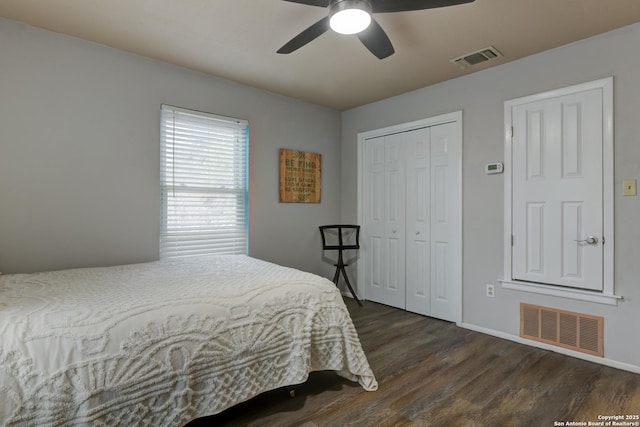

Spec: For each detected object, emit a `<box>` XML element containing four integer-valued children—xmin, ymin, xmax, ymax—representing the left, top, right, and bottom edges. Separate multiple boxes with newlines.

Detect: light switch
<box><xmin>623</xmin><ymin>179</ymin><xmax>637</xmax><ymax>196</ymax></box>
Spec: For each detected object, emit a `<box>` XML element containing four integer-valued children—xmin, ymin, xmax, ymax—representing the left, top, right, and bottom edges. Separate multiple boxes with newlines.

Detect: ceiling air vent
<box><xmin>450</xmin><ymin>46</ymin><xmax>502</xmax><ymax>69</ymax></box>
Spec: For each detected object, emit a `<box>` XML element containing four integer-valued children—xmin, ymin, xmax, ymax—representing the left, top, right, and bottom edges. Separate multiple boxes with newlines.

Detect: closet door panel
<box><xmin>405</xmin><ymin>128</ymin><xmax>431</xmax><ymax>315</ymax></box>
<box><xmin>364</xmin><ymin>137</ymin><xmax>387</xmax><ymax>304</ymax></box>
<box><xmin>382</xmin><ymin>133</ymin><xmax>406</xmax><ymax>308</ymax></box>
<box><xmin>429</xmin><ymin>122</ymin><xmax>457</xmax><ymax>322</ymax></box>
<box><xmin>363</xmin><ymin>134</ymin><xmax>405</xmax><ymax>309</ymax></box>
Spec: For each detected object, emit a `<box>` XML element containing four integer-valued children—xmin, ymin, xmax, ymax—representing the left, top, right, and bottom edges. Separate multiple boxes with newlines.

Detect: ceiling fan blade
<box><xmin>281</xmin><ymin>0</ymin><xmax>330</xmax><ymax>7</ymax></box>
<box><xmin>357</xmin><ymin>18</ymin><xmax>394</xmax><ymax>59</ymax></box>
<box><xmin>371</xmin><ymin>0</ymin><xmax>474</xmax><ymax>13</ymax></box>
<box><xmin>277</xmin><ymin>17</ymin><xmax>330</xmax><ymax>54</ymax></box>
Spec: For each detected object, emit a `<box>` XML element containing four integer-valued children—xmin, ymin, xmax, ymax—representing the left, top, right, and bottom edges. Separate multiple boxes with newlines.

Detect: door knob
<box><xmin>574</xmin><ymin>236</ymin><xmax>598</xmax><ymax>245</ymax></box>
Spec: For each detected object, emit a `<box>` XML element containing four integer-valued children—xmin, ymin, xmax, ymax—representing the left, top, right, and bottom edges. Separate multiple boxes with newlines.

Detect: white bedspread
<box><xmin>0</xmin><ymin>255</ymin><xmax>377</xmax><ymax>426</ymax></box>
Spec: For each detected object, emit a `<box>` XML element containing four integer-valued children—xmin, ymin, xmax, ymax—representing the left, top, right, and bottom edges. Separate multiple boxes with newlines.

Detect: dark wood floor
<box><xmin>190</xmin><ymin>299</ymin><xmax>640</xmax><ymax>426</ymax></box>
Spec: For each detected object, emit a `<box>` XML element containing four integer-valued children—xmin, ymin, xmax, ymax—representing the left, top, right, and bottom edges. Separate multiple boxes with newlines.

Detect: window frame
<box><xmin>160</xmin><ymin>104</ymin><xmax>249</xmax><ymax>258</ymax></box>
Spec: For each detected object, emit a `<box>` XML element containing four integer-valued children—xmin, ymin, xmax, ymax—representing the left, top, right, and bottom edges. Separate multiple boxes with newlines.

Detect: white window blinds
<box><xmin>160</xmin><ymin>105</ymin><xmax>248</xmax><ymax>258</ymax></box>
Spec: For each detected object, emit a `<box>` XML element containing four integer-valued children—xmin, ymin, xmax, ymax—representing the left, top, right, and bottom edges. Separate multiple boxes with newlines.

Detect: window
<box><xmin>160</xmin><ymin>105</ymin><xmax>248</xmax><ymax>258</ymax></box>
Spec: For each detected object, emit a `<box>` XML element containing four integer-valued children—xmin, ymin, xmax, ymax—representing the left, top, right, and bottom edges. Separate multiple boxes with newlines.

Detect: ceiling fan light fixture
<box><xmin>329</xmin><ymin>0</ymin><xmax>372</xmax><ymax>35</ymax></box>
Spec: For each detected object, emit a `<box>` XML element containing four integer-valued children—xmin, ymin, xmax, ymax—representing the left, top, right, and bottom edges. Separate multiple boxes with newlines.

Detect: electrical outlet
<box><xmin>486</xmin><ymin>284</ymin><xmax>495</xmax><ymax>298</ymax></box>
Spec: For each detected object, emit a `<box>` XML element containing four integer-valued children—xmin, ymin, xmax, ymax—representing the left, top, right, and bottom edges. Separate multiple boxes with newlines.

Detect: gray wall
<box><xmin>341</xmin><ymin>23</ymin><xmax>640</xmax><ymax>369</ymax></box>
<box><xmin>0</xmin><ymin>17</ymin><xmax>341</xmax><ymax>278</ymax></box>
<box><xmin>2</xmin><ymin>14</ymin><xmax>639</xmax><ymax>370</ymax></box>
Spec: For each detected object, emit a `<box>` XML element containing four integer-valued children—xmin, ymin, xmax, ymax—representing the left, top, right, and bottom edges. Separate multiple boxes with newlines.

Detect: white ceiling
<box><xmin>1</xmin><ymin>0</ymin><xmax>640</xmax><ymax>110</ymax></box>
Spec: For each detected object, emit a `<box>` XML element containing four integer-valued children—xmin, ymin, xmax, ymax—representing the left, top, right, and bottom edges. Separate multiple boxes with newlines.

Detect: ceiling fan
<box><xmin>277</xmin><ymin>0</ymin><xmax>475</xmax><ymax>59</ymax></box>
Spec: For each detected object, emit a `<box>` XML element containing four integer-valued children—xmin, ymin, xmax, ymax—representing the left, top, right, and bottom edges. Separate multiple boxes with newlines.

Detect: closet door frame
<box><xmin>357</xmin><ymin>111</ymin><xmax>463</xmax><ymax>325</ymax></box>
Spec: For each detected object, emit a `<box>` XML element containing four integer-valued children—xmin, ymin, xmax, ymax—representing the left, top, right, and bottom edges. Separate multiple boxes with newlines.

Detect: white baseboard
<box><xmin>461</xmin><ymin>322</ymin><xmax>640</xmax><ymax>375</ymax></box>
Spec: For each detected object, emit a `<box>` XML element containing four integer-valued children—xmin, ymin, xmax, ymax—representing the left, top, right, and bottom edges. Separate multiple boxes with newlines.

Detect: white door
<box><xmin>363</xmin><ymin>134</ymin><xmax>406</xmax><ymax>309</ymax></box>
<box><xmin>511</xmin><ymin>88</ymin><xmax>603</xmax><ymax>290</ymax></box>
<box><xmin>363</xmin><ymin>122</ymin><xmax>459</xmax><ymax>322</ymax></box>
<box><xmin>428</xmin><ymin>123</ymin><xmax>458</xmax><ymax>320</ymax></box>
<box><xmin>405</xmin><ymin>128</ymin><xmax>431</xmax><ymax>315</ymax></box>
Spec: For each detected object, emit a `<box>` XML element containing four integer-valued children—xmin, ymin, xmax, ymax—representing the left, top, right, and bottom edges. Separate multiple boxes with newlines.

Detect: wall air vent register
<box><xmin>451</xmin><ymin>46</ymin><xmax>503</xmax><ymax>68</ymax></box>
<box><xmin>520</xmin><ymin>303</ymin><xmax>603</xmax><ymax>357</ymax></box>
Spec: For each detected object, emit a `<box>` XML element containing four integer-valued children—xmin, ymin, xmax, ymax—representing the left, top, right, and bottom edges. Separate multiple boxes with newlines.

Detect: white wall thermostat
<box><xmin>485</xmin><ymin>162</ymin><xmax>503</xmax><ymax>174</ymax></box>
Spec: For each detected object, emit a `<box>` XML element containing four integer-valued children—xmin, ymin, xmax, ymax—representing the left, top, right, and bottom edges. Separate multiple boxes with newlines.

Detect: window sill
<box><xmin>499</xmin><ymin>279</ymin><xmax>622</xmax><ymax>306</ymax></box>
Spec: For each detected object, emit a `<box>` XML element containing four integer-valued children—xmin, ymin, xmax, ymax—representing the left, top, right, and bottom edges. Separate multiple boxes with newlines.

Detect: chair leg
<box><xmin>339</xmin><ymin>265</ymin><xmax>363</xmax><ymax>306</ymax></box>
<box><xmin>332</xmin><ymin>265</ymin><xmax>341</xmax><ymax>285</ymax></box>
<box><xmin>331</xmin><ymin>249</ymin><xmax>363</xmax><ymax>306</ymax></box>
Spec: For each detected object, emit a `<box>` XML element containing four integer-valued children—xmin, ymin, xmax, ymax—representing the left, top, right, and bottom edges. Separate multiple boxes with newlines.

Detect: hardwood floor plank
<box><xmin>190</xmin><ymin>299</ymin><xmax>640</xmax><ymax>427</ymax></box>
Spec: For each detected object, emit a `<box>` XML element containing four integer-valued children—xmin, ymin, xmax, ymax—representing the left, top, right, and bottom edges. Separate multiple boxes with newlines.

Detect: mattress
<box><xmin>0</xmin><ymin>255</ymin><xmax>377</xmax><ymax>426</ymax></box>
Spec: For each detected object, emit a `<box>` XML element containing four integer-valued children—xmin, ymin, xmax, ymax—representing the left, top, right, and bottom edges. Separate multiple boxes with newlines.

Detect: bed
<box><xmin>0</xmin><ymin>255</ymin><xmax>377</xmax><ymax>426</ymax></box>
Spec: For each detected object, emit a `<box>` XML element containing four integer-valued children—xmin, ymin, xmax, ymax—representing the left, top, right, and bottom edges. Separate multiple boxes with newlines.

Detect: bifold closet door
<box><xmin>363</xmin><ymin>122</ymin><xmax>458</xmax><ymax>322</ymax></box>
<box><xmin>405</xmin><ymin>128</ymin><xmax>431</xmax><ymax>315</ymax></box>
<box><xmin>427</xmin><ymin>122</ymin><xmax>457</xmax><ymax>321</ymax></box>
<box><xmin>403</xmin><ymin>123</ymin><xmax>456</xmax><ymax>320</ymax></box>
<box><xmin>363</xmin><ymin>133</ymin><xmax>406</xmax><ymax>309</ymax></box>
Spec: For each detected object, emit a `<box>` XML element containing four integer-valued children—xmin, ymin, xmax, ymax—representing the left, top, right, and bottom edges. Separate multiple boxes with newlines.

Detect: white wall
<box><xmin>341</xmin><ymin>23</ymin><xmax>640</xmax><ymax>370</ymax></box>
<box><xmin>0</xmin><ymin>17</ymin><xmax>342</xmax><ymax>278</ymax></box>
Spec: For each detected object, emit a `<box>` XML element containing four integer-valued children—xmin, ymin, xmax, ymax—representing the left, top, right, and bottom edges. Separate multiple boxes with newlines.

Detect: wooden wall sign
<box><xmin>279</xmin><ymin>148</ymin><xmax>321</xmax><ymax>203</ymax></box>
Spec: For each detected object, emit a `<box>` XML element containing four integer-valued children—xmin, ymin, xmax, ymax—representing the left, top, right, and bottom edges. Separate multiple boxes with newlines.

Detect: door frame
<box><xmin>356</xmin><ymin>111</ymin><xmax>463</xmax><ymax>324</ymax></box>
<box><xmin>502</xmin><ymin>77</ymin><xmax>619</xmax><ymax>305</ymax></box>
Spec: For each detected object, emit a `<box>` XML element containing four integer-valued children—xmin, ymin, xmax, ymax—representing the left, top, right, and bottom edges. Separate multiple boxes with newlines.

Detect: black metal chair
<box><xmin>319</xmin><ymin>224</ymin><xmax>362</xmax><ymax>306</ymax></box>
